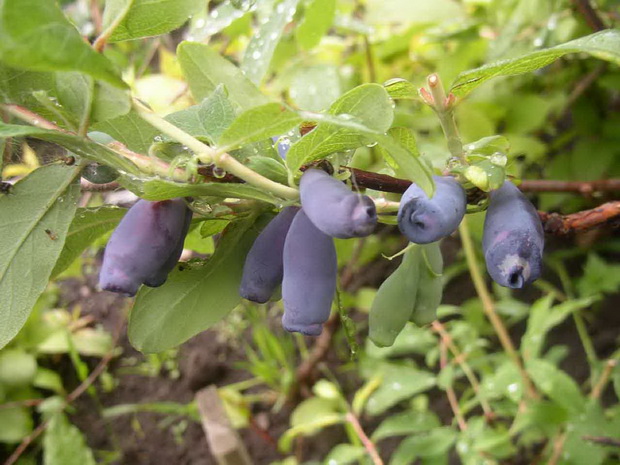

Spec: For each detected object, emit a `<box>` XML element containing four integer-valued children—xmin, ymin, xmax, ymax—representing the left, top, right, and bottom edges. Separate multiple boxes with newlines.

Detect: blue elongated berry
<box><xmin>397</xmin><ymin>175</ymin><xmax>466</xmax><ymax>244</ymax></box>
<box><xmin>143</xmin><ymin>205</ymin><xmax>193</xmax><ymax>288</ymax></box>
<box><xmin>99</xmin><ymin>198</ymin><xmax>191</xmax><ymax>296</ymax></box>
<box><xmin>282</xmin><ymin>209</ymin><xmax>337</xmax><ymax>336</ymax></box>
<box><xmin>482</xmin><ymin>181</ymin><xmax>544</xmax><ymax>289</ymax></box>
<box><xmin>239</xmin><ymin>206</ymin><xmax>300</xmax><ymax>303</ymax></box>
<box><xmin>299</xmin><ymin>169</ymin><xmax>377</xmax><ymax>238</ymax></box>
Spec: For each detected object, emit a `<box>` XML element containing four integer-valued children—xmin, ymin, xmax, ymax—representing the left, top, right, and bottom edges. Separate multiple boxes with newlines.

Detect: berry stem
<box><xmin>134</xmin><ymin>101</ymin><xmax>299</xmax><ymax>200</ymax></box>
<box><xmin>459</xmin><ymin>217</ymin><xmax>539</xmax><ymax>400</ymax></box>
<box><xmin>425</xmin><ymin>74</ymin><xmax>464</xmax><ymax>161</ymax></box>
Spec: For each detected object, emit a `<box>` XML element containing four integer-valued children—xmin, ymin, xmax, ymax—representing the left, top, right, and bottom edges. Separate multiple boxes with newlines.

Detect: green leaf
<box><xmin>0</xmin><ymin>0</ymin><xmax>125</xmax><ymax>88</ymax></box>
<box><xmin>377</xmin><ymin>127</ymin><xmax>420</xmax><ymax>173</ymax></box>
<box><xmin>295</xmin><ymin>0</ymin><xmax>335</xmax><ymax>50</ymax></box>
<box><xmin>390</xmin><ymin>428</ymin><xmax>457</xmax><ymax>465</ymax></box>
<box><xmin>0</xmin><ymin>349</ymin><xmax>37</xmax><ymax>387</ymax></box>
<box><xmin>165</xmin><ymin>85</ymin><xmax>236</xmax><ymax>144</ymax></box>
<box><xmin>384</xmin><ymin>78</ymin><xmax>418</xmax><ymax>100</ymax></box>
<box><xmin>521</xmin><ymin>295</ymin><xmax>595</xmax><ymax>361</ymax></box>
<box><xmin>372</xmin><ymin>411</ymin><xmax>440</xmax><ymax>441</ymax></box>
<box><xmin>247</xmin><ymin>156</ymin><xmax>289</xmax><ymax>185</ymax></box>
<box><xmin>178</xmin><ymin>41</ymin><xmax>268</xmax><ymax>111</ymax></box>
<box><xmin>187</xmin><ymin>1</ymin><xmax>249</xmax><ymax>41</ymax></box>
<box><xmin>527</xmin><ymin>359</ymin><xmax>585</xmax><ymax>414</ymax></box>
<box><xmin>0</xmin><ymin>122</ymin><xmax>141</xmax><ymax>175</ymax></box>
<box><xmin>0</xmin><ymin>164</ymin><xmax>80</xmax><ymax>349</ymax></box>
<box><xmin>33</xmin><ymin>367</ymin><xmax>65</xmax><ymax>394</ymax></box>
<box><xmin>0</xmin><ymin>407</ymin><xmax>33</xmax><ymax>443</ymax></box>
<box><xmin>91</xmin><ymin>81</ymin><xmax>131</xmax><ymax>123</ymax></box>
<box><xmin>218</xmin><ymin>103</ymin><xmax>302</xmax><ymax>152</ymax></box>
<box><xmin>106</xmin><ymin>0</ymin><xmax>203</xmax><ymax>42</ymax></box>
<box><xmin>577</xmin><ymin>253</ymin><xmax>620</xmax><ymax>297</ymax></box>
<box><xmin>364</xmin><ymin>362</ymin><xmax>436</xmax><ymax>416</ymax></box>
<box><xmin>287</xmin><ymin>83</ymin><xmax>394</xmax><ymax>171</ymax></box>
<box><xmin>241</xmin><ymin>0</ymin><xmax>300</xmax><ymax>84</ymax></box>
<box><xmin>365</xmin><ymin>324</ymin><xmax>437</xmax><ymax>359</ymax></box>
<box><xmin>324</xmin><ymin>444</ymin><xmax>366</xmax><ymax>465</ymax></box>
<box><xmin>369</xmin><ymin>246</ymin><xmax>421</xmax><ymax>347</ymax></box>
<box><xmin>289</xmin><ymin>64</ymin><xmax>342</xmax><ymax>112</ymax></box>
<box><xmin>200</xmin><ymin>219</ymin><xmax>230</xmax><ymax>237</ymax></box>
<box><xmin>92</xmin><ymin>109</ymin><xmax>160</xmax><ymax>154</ymax></box>
<box><xmin>121</xmin><ymin>176</ymin><xmax>281</xmax><ymax>204</ymax></box>
<box><xmin>128</xmin><ymin>215</ymin><xmax>267</xmax><ymax>353</ymax></box>
<box><xmin>52</xmin><ymin>206</ymin><xmax>126</xmax><ymax>278</ymax></box>
<box><xmin>44</xmin><ymin>412</ymin><xmax>95</xmax><ymax>465</ymax></box>
<box><xmin>451</xmin><ymin>29</ymin><xmax>620</xmax><ymax>97</ymax></box>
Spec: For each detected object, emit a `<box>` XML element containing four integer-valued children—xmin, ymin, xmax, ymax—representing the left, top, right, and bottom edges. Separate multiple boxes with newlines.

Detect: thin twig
<box><xmin>3</xmin><ymin>420</ymin><xmax>50</xmax><ymax>465</ymax></box>
<box><xmin>570</xmin><ymin>0</ymin><xmax>606</xmax><ymax>31</ymax></box>
<box><xmin>345</xmin><ymin>412</ymin><xmax>384</xmax><ymax>465</ymax></box>
<box><xmin>432</xmin><ymin>321</ymin><xmax>494</xmax><ymax>420</ymax></box>
<box><xmin>459</xmin><ymin>217</ymin><xmax>539</xmax><ymax>400</ymax></box>
<box><xmin>590</xmin><ymin>359</ymin><xmax>617</xmax><ymax>400</ymax></box>
<box><xmin>539</xmin><ymin>201</ymin><xmax>620</xmax><ymax>235</ymax></box>
<box><xmin>440</xmin><ymin>339</ymin><xmax>468</xmax><ymax>431</ymax></box>
<box><xmin>548</xmin><ymin>432</ymin><xmax>568</xmax><ymax>465</ymax></box>
<box><xmin>582</xmin><ymin>436</ymin><xmax>620</xmax><ymax>448</ymax></box>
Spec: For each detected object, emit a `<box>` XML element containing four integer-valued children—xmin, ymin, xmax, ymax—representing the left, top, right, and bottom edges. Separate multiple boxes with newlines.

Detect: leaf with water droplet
<box><xmin>241</xmin><ymin>0</ymin><xmax>300</xmax><ymax>85</ymax></box>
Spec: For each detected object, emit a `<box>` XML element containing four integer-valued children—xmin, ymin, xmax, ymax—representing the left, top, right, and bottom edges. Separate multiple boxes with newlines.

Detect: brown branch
<box><xmin>432</xmin><ymin>321</ymin><xmax>494</xmax><ymax>420</ymax></box>
<box><xmin>538</xmin><ymin>201</ymin><xmax>620</xmax><ymax>236</ymax></box>
<box><xmin>80</xmin><ymin>179</ymin><xmax>121</xmax><ymax>192</ymax></box>
<box><xmin>439</xmin><ymin>339</ymin><xmax>468</xmax><ymax>431</ymax></box>
<box><xmin>345</xmin><ymin>412</ymin><xmax>384</xmax><ymax>465</ymax></box>
<box><xmin>582</xmin><ymin>436</ymin><xmax>620</xmax><ymax>448</ymax></box>
<box><xmin>519</xmin><ymin>178</ymin><xmax>620</xmax><ymax>194</ymax></box>
<box><xmin>570</xmin><ymin>0</ymin><xmax>606</xmax><ymax>31</ymax></box>
<box><xmin>4</xmin><ymin>420</ymin><xmax>50</xmax><ymax>465</ymax></box>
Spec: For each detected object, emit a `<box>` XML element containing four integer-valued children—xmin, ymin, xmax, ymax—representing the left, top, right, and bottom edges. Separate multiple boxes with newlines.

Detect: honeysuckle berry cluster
<box><xmin>98</xmin><ymin>167</ymin><xmax>543</xmax><ymax>342</ymax></box>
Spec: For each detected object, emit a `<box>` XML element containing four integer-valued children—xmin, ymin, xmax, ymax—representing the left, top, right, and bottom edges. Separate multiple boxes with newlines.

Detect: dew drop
<box><xmin>252</xmin><ymin>50</ymin><xmax>261</xmax><ymax>60</ymax></box>
<box><xmin>212</xmin><ymin>167</ymin><xmax>226</xmax><ymax>178</ymax></box>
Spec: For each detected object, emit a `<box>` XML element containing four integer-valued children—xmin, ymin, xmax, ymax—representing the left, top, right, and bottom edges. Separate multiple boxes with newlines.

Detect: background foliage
<box><xmin>0</xmin><ymin>0</ymin><xmax>619</xmax><ymax>464</ymax></box>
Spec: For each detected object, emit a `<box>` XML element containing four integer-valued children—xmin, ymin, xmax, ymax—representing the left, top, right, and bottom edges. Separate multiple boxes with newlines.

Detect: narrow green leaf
<box><xmin>0</xmin><ymin>122</ymin><xmax>140</xmax><ymax>175</ymax></box>
<box><xmin>0</xmin><ymin>164</ymin><xmax>80</xmax><ymax>349</ymax></box>
<box><xmin>187</xmin><ymin>1</ymin><xmax>249</xmax><ymax>41</ymax></box>
<box><xmin>451</xmin><ymin>29</ymin><xmax>620</xmax><ymax>97</ymax></box>
<box><xmin>106</xmin><ymin>0</ymin><xmax>203</xmax><ymax>42</ymax></box>
<box><xmin>52</xmin><ymin>206</ymin><xmax>127</xmax><ymax>278</ymax></box>
<box><xmin>44</xmin><ymin>412</ymin><xmax>96</xmax><ymax>465</ymax></box>
<box><xmin>218</xmin><ymin>103</ymin><xmax>302</xmax><ymax>151</ymax></box>
<box><xmin>121</xmin><ymin>176</ymin><xmax>281</xmax><ymax>204</ymax></box>
<box><xmin>165</xmin><ymin>85</ymin><xmax>236</xmax><ymax>144</ymax></box>
<box><xmin>128</xmin><ymin>215</ymin><xmax>268</xmax><ymax>353</ymax></box>
<box><xmin>241</xmin><ymin>0</ymin><xmax>300</xmax><ymax>84</ymax></box>
<box><xmin>369</xmin><ymin>246</ymin><xmax>421</xmax><ymax>348</ymax></box>
<box><xmin>295</xmin><ymin>0</ymin><xmax>336</xmax><ymax>50</ymax></box>
<box><xmin>178</xmin><ymin>41</ymin><xmax>268</xmax><ymax>110</ymax></box>
<box><xmin>0</xmin><ymin>0</ymin><xmax>125</xmax><ymax>88</ymax></box>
